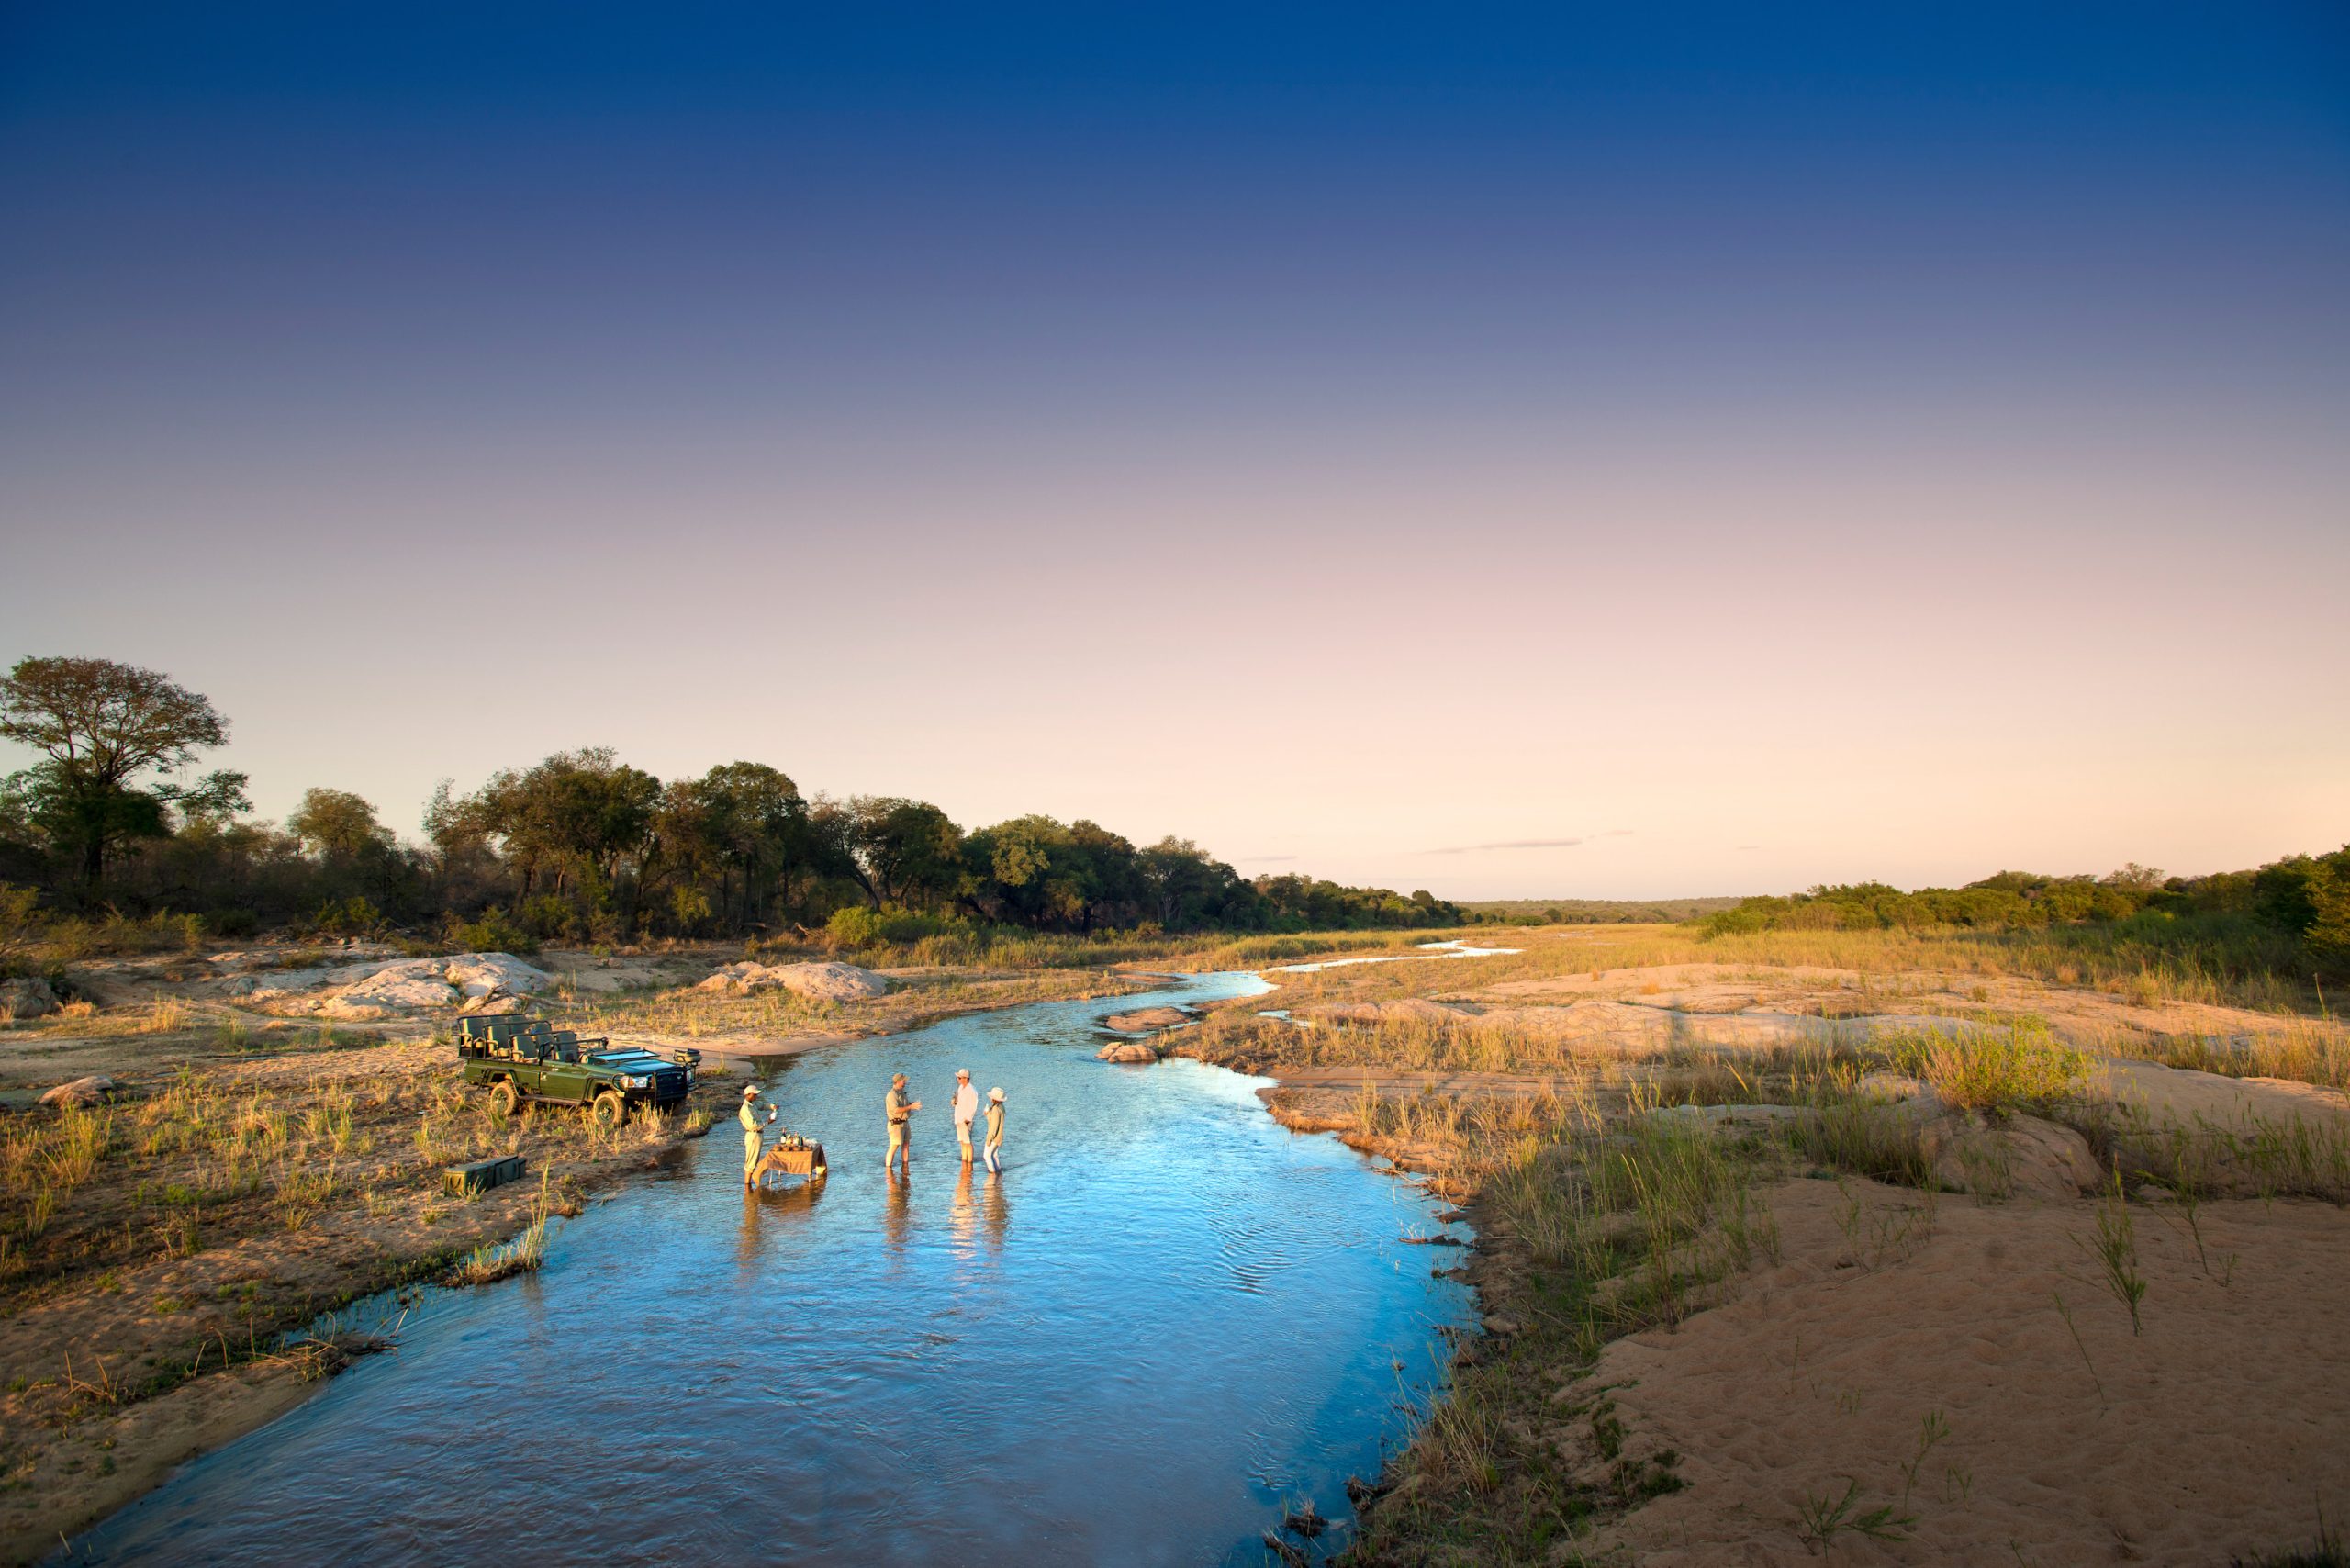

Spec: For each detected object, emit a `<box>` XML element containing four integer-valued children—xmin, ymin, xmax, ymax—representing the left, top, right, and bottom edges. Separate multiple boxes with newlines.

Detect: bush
<box><xmin>1890</xmin><ymin>1021</ymin><xmax>2087</xmax><ymax>1116</ymax></box>
<box><xmin>209</xmin><ymin>907</ymin><xmax>259</xmax><ymax>939</ymax></box>
<box><xmin>450</xmin><ymin>907</ymin><xmax>539</xmax><ymax>956</ymax></box>
<box><xmin>0</xmin><ymin>883</ymin><xmax>39</xmax><ymax>975</ymax></box>
<box><xmin>518</xmin><ymin>893</ymin><xmax>580</xmax><ymax>943</ymax></box>
<box><xmin>823</xmin><ymin>904</ymin><xmax>968</xmax><ymax>950</ymax></box>
<box><xmin>312</xmin><ymin>896</ymin><xmax>382</xmax><ymax>937</ymax></box>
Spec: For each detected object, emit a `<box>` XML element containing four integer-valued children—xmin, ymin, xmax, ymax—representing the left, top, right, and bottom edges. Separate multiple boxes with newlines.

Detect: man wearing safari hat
<box><xmin>884</xmin><ymin>1072</ymin><xmax>922</xmax><ymax>1175</ymax></box>
<box><xmin>738</xmin><ymin>1083</ymin><xmax>777</xmax><ymax>1189</ymax></box>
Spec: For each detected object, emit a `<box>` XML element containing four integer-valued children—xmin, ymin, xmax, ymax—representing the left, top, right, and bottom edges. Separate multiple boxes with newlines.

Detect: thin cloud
<box><xmin>1420</xmin><ymin>837</ymin><xmax>1586</xmax><ymax>856</ymax></box>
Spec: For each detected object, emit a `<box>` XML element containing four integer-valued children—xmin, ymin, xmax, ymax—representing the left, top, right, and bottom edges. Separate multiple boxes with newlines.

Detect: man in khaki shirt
<box><xmin>884</xmin><ymin>1072</ymin><xmax>921</xmax><ymax>1174</ymax></box>
<box><xmin>739</xmin><ymin>1084</ymin><xmax>776</xmax><ymax>1188</ymax></box>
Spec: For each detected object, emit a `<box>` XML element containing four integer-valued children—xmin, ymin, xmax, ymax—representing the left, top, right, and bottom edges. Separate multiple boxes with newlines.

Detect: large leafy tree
<box><xmin>845</xmin><ymin>797</ymin><xmax>965</xmax><ymax>910</ymax></box>
<box><xmin>288</xmin><ymin>788</ymin><xmax>395</xmax><ymax>859</ymax></box>
<box><xmin>430</xmin><ymin>747</ymin><xmax>662</xmax><ymax>908</ymax></box>
<box><xmin>656</xmin><ymin>763</ymin><xmax>806</xmax><ymax>928</ymax></box>
<box><xmin>0</xmin><ymin>656</ymin><xmax>247</xmax><ymax>887</ymax></box>
<box><xmin>1138</xmin><ymin>836</ymin><xmax>1251</xmax><ymax>930</ymax></box>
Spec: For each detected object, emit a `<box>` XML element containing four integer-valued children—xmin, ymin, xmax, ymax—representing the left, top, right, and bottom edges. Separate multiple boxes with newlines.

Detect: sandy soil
<box><xmin>1181</xmin><ymin>925</ymin><xmax>2350</xmax><ymax>1563</ymax></box>
<box><xmin>1577</xmin><ymin>1178</ymin><xmax>2350</xmax><ymax>1565</ymax></box>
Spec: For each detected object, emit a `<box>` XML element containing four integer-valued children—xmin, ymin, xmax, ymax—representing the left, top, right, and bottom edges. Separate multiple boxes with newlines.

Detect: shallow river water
<box><xmin>66</xmin><ymin>974</ymin><xmax>1472</xmax><ymax>1566</ymax></box>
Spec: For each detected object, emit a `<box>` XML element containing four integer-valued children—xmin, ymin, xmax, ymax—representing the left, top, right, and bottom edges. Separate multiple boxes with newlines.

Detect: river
<box><xmin>63</xmin><ymin>973</ymin><xmax>1472</xmax><ymax>1566</ymax></box>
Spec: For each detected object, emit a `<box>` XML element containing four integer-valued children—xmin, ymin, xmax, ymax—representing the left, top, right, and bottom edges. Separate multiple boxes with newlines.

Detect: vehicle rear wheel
<box><xmin>489</xmin><ymin>1081</ymin><xmax>520</xmax><ymax>1118</ymax></box>
<box><xmin>590</xmin><ymin>1090</ymin><xmax>627</xmax><ymax>1129</ymax></box>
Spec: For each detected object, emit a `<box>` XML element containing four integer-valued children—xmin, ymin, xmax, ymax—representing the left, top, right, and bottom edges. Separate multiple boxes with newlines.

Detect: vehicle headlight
<box><xmin>624</xmin><ymin>1074</ymin><xmax>651</xmax><ymax>1089</ymax></box>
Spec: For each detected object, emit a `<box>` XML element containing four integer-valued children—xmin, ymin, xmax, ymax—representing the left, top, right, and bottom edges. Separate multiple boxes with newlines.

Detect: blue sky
<box><xmin>4</xmin><ymin>4</ymin><xmax>2345</xmax><ymax>895</ymax></box>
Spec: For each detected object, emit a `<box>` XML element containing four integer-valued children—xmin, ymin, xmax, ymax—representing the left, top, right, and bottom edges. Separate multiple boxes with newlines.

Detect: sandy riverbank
<box><xmin>1166</xmin><ymin>924</ymin><xmax>2350</xmax><ymax>1565</ymax></box>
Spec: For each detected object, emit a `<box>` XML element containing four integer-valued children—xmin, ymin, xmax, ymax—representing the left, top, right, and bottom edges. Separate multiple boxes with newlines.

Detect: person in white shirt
<box><xmin>950</xmin><ymin>1069</ymin><xmax>980</xmax><ymax>1165</ymax></box>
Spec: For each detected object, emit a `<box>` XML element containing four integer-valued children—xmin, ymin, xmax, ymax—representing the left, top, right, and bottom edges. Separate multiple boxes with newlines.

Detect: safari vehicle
<box><xmin>455</xmin><ymin>1015</ymin><xmax>700</xmax><ymax>1126</ymax></box>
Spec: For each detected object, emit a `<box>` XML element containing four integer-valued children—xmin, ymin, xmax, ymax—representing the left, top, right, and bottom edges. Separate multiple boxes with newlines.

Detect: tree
<box><xmin>288</xmin><ymin>788</ymin><xmax>395</xmax><ymax>859</ymax></box>
<box><xmin>845</xmin><ymin>798</ymin><xmax>965</xmax><ymax>910</ymax></box>
<box><xmin>433</xmin><ymin>749</ymin><xmax>662</xmax><ymax>928</ymax></box>
<box><xmin>0</xmin><ymin>656</ymin><xmax>242</xmax><ymax>887</ymax></box>
<box><xmin>655</xmin><ymin>763</ymin><xmax>805</xmax><ymax>928</ymax></box>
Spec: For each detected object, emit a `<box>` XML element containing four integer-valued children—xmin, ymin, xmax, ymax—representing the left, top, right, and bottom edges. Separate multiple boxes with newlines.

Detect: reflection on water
<box><xmin>67</xmin><ymin>974</ymin><xmax>1470</xmax><ymax>1567</ymax></box>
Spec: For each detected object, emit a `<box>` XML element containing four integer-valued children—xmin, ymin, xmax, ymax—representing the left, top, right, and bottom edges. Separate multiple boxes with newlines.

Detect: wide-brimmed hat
<box><xmin>956</xmin><ymin>1069</ymin><xmax>971</xmax><ymax>1080</ymax></box>
<box><xmin>989</xmin><ymin>1087</ymin><xmax>1004</xmax><ymax>1102</ymax></box>
<box><xmin>742</xmin><ymin>1085</ymin><xmax>760</xmax><ymax>1098</ymax></box>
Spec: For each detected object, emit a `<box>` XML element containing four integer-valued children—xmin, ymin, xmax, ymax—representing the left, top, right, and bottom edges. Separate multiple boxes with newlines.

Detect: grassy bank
<box><xmin>1179</xmin><ymin>920</ymin><xmax>2350</xmax><ymax>1563</ymax></box>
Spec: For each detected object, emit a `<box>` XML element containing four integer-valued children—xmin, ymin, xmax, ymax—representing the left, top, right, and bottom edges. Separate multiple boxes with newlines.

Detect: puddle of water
<box><xmin>65</xmin><ymin>975</ymin><xmax>1470</xmax><ymax>1567</ymax></box>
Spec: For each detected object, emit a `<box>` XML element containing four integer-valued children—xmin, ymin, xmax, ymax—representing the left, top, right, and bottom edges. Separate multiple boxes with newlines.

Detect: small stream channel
<box><xmin>63</xmin><ymin>974</ymin><xmax>1473</xmax><ymax>1566</ymax></box>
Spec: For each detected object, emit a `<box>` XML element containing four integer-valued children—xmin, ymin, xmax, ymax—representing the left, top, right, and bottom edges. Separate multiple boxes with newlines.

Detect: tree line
<box><xmin>0</xmin><ymin>656</ymin><xmax>1462</xmax><ymax>944</ymax></box>
<box><xmin>1695</xmin><ymin>857</ymin><xmax>2350</xmax><ymax>977</ymax></box>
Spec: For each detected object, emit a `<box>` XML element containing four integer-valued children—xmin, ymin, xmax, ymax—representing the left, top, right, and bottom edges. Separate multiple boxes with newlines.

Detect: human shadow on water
<box><xmin>884</xmin><ymin>1169</ymin><xmax>912</xmax><ymax>1259</ymax></box>
<box><xmin>951</xmin><ymin>1163</ymin><xmax>976</xmax><ymax>1253</ymax></box>
<box><xmin>983</xmin><ymin>1171</ymin><xmax>1010</xmax><ymax>1254</ymax></box>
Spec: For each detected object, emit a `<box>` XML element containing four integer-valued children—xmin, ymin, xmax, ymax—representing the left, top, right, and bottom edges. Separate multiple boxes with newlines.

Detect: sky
<box><xmin>3</xmin><ymin>3</ymin><xmax>2345</xmax><ymax>899</ymax></box>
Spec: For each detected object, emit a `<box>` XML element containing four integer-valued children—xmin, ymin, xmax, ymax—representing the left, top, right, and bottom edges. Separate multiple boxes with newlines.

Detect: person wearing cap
<box><xmin>738</xmin><ymin>1084</ymin><xmax>777</xmax><ymax>1189</ymax></box>
<box><xmin>950</xmin><ymin>1070</ymin><xmax>980</xmax><ymax>1165</ymax></box>
<box><xmin>982</xmin><ymin>1087</ymin><xmax>1006</xmax><ymax>1172</ymax></box>
<box><xmin>884</xmin><ymin>1073</ymin><xmax>921</xmax><ymax>1174</ymax></box>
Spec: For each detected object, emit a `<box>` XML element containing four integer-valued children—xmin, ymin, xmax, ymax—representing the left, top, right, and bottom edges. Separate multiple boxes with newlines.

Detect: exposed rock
<box><xmin>1925</xmin><ymin>1113</ymin><xmax>2101</xmax><ymax>1201</ymax></box>
<box><xmin>314</xmin><ymin>953</ymin><xmax>551</xmax><ymax>1017</ymax></box>
<box><xmin>1096</xmin><ymin>1038</ymin><xmax>1163</xmax><ymax>1064</ymax></box>
<box><xmin>459</xmin><ymin>993</ymin><xmax>531</xmax><ymax>1016</ymax></box>
<box><xmin>330</xmin><ymin>959</ymin><xmax>469</xmax><ymax>1014</ymax></box>
<box><xmin>0</xmin><ymin>976</ymin><xmax>61</xmax><ymax>1021</ymax></box>
<box><xmin>236</xmin><ymin>959</ymin><xmax>394</xmax><ymax>1006</ymax></box>
<box><xmin>1103</xmin><ymin>1006</ymin><xmax>1192</xmax><ymax>1033</ymax></box>
<box><xmin>696</xmin><ymin>960</ymin><xmax>889</xmax><ymax>1002</ymax></box>
<box><xmin>446</xmin><ymin>953</ymin><xmax>553</xmax><ymax>1001</ymax></box>
<box><xmin>40</xmin><ymin>1075</ymin><xmax>117</xmax><ymax>1108</ymax></box>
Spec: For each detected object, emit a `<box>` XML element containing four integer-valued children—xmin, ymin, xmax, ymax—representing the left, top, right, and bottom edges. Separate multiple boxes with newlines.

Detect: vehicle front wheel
<box><xmin>590</xmin><ymin>1090</ymin><xmax>628</xmax><ymax>1129</ymax></box>
<box><xmin>489</xmin><ymin>1081</ymin><xmax>520</xmax><ymax>1118</ymax></box>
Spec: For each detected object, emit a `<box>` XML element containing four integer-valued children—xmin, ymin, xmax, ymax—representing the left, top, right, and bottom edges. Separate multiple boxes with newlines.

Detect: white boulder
<box><xmin>40</xmin><ymin>1074</ymin><xmax>117</xmax><ymax>1108</ymax></box>
<box><xmin>314</xmin><ymin>953</ymin><xmax>551</xmax><ymax>1018</ymax></box>
<box><xmin>695</xmin><ymin>960</ymin><xmax>889</xmax><ymax>1002</ymax></box>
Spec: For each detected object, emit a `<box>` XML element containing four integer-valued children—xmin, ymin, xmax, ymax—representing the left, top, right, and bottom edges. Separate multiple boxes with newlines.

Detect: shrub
<box><xmin>209</xmin><ymin>907</ymin><xmax>259</xmax><ymax>939</ymax></box>
<box><xmin>450</xmin><ymin>907</ymin><xmax>539</xmax><ymax>956</ymax></box>
<box><xmin>518</xmin><ymin>894</ymin><xmax>579</xmax><ymax>943</ymax></box>
<box><xmin>312</xmin><ymin>896</ymin><xmax>382</xmax><ymax>937</ymax></box>
<box><xmin>668</xmin><ymin>886</ymin><xmax>712</xmax><ymax>935</ymax></box>
<box><xmin>0</xmin><ymin>884</ymin><xmax>39</xmax><ymax>976</ymax></box>
<box><xmin>1890</xmin><ymin>1021</ymin><xmax>2087</xmax><ymax>1116</ymax></box>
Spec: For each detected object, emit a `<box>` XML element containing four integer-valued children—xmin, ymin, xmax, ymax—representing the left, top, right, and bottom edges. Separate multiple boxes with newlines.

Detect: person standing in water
<box><xmin>884</xmin><ymin>1073</ymin><xmax>921</xmax><ymax>1174</ymax></box>
<box><xmin>983</xmin><ymin>1087</ymin><xmax>1006</xmax><ymax>1172</ymax></box>
<box><xmin>739</xmin><ymin>1084</ymin><xmax>777</xmax><ymax>1188</ymax></box>
<box><xmin>950</xmin><ymin>1069</ymin><xmax>979</xmax><ymax>1165</ymax></box>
